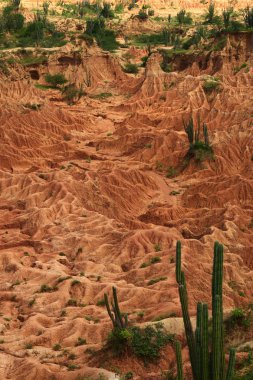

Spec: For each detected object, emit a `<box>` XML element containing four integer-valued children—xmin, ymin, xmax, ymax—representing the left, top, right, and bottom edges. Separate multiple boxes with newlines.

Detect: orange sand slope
<box><xmin>0</xmin><ymin>30</ymin><xmax>253</xmax><ymax>379</ymax></box>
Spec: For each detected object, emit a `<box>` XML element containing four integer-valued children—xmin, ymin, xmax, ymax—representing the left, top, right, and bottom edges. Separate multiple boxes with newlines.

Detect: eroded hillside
<box><xmin>0</xmin><ymin>1</ymin><xmax>253</xmax><ymax>379</ymax></box>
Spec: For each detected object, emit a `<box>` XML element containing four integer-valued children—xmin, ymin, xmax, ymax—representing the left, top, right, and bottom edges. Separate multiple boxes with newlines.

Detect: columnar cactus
<box><xmin>183</xmin><ymin>117</ymin><xmax>211</xmax><ymax>147</ymax></box>
<box><xmin>104</xmin><ymin>286</ymin><xmax>128</xmax><ymax>330</ymax></box>
<box><xmin>175</xmin><ymin>340</ymin><xmax>184</xmax><ymax>380</ymax></box>
<box><xmin>175</xmin><ymin>241</ymin><xmax>236</xmax><ymax>380</ymax></box>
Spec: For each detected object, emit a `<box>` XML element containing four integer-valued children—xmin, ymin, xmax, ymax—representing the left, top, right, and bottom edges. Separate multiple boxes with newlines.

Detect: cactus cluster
<box><xmin>104</xmin><ymin>286</ymin><xmax>128</xmax><ymax>330</ymax></box>
<box><xmin>175</xmin><ymin>241</ymin><xmax>236</xmax><ymax>380</ymax></box>
<box><xmin>183</xmin><ymin>117</ymin><xmax>210</xmax><ymax>147</ymax></box>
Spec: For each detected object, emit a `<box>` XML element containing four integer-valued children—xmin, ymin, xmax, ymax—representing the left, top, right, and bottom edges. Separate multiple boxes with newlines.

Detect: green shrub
<box><xmin>154</xmin><ymin>243</ymin><xmax>161</xmax><ymax>252</ymax></box>
<box><xmin>75</xmin><ymin>337</ymin><xmax>86</xmax><ymax>346</ymax></box>
<box><xmin>61</xmin><ymin>83</ymin><xmax>84</xmax><ymax>104</ymax></box>
<box><xmin>147</xmin><ymin>276</ymin><xmax>167</xmax><ymax>286</ymax></box>
<box><xmin>123</xmin><ymin>63</ymin><xmax>139</xmax><ymax>74</ymax></box>
<box><xmin>130</xmin><ymin>325</ymin><xmax>173</xmax><ymax>363</ymax></box>
<box><xmin>225</xmin><ymin>308</ymin><xmax>251</xmax><ymax>331</ymax></box>
<box><xmin>53</xmin><ymin>343</ymin><xmax>61</xmax><ymax>351</ymax></box>
<box><xmin>176</xmin><ymin>9</ymin><xmax>192</xmax><ymax>25</ymax></box>
<box><xmin>140</xmin><ymin>256</ymin><xmax>161</xmax><ymax>268</ymax></box>
<box><xmin>4</xmin><ymin>12</ymin><xmax>24</xmax><ymax>31</ymax></box>
<box><xmin>96</xmin><ymin>299</ymin><xmax>106</xmax><ymax>306</ymax></box>
<box><xmin>202</xmin><ymin>78</ymin><xmax>220</xmax><ymax>93</ymax></box>
<box><xmin>107</xmin><ymin>324</ymin><xmax>173</xmax><ymax>362</ymax></box>
<box><xmin>138</xmin><ymin>9</ymin><xmax>148</xmax><ymax>21</ymax></box>
<box><xmin>39</xmin><ymin>284</ymin><xmax>57</xmax><ymax>292</ymax></box>
<box><xmin>85</xmin><ymin>17</ymin><xmax>118</xmax><ymax>51</ymax></box>
<box><xmin>66</xmin><ymin>298</ymin><xmax>78</xmax><ymax>307</ymax></box>
<box><xmin>45</xmin><ymin>73</ymin><xmax>67</xmax><ymax>87</ymax></box>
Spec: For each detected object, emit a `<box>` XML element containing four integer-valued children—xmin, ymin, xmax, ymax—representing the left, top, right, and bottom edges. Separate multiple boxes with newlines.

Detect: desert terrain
<box><xmin>0</xmin><ymin>0</ymin><xmax>253</xmax><ymax>379</ymax></box>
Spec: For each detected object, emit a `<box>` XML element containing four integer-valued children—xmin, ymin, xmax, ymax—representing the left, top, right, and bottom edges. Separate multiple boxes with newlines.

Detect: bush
<box><xmin>86</xmin><ymin>17</ymin><xmax>118</xmax><ymax>51</ymax></box>
<box><xmin>107</xmin><ymin>324</ymin><xmax>173</xmax><ymax>363</ymax></box>
<box><xmin>176</xmin><ymin>9</ymin><xmax>192</xmax><ymax>25</ymax></box>
<box><xmin>138</xmin><ymin>9</ymin><xmax>148</xmax><ymax>21</ymax></box>
<box><xmin>147</xmin><ymin>277</ymin><xmax>167</xmax><ymax>286</ymax></box>
<box><xmin>61</xmin><ymin>83</ymin><xmax>84</xmax><ymax>104</ymax></box>
<box><xmin>4</xmin><ymin>12</ymin><xmax>24</xmax><ymax>31</ymax></box>
<box><xmin>202</xmin><ymin>78</ymin><xmax>220</xmax><ymax>93</ymax></box>
<box><xmin>123</xmin><ymin>63</ymin><xmax>139</xmax><ymax>74</ymax></box>
<box><xmin>225</xmin><ymin>308</ymin><xmax>251</xmax><ymax>331</ymax></box>
<box><xmin>128</xmin><ymin>1</ymin><xmax>137</xmax><ymax>10</ymax></box>
<box><xmin>45</xmin><ymin>73</ymin><xmax>68</xmax><ymax>87</ymax></box>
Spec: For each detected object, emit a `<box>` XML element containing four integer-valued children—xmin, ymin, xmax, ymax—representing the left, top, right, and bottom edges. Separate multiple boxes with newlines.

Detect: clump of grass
<box><xmin>154</xmin><ymin>243</ymin><xmax>162</xmax><ymax>252</ymax></box>
<box><xmin>166</xmin><ymin>166</ymin><xmax>177</xmax><ymax>178</ymax></box>
<box><xmin>25</xmin><ymin>343</ymin><xmax>33</xmax><ymax>349</ymax></box>
<box><xmin>75</xmin><ymin>337</ymin><xmax>87</xmax><ymax>346</ymax></box>
<box><xmin>28</xmin><ymin>298</ymin><xmax>36</xmax><ymax>307</ymax></box>
<box><xmin>90</xmin><ymin>92</ymin><xmax>112</xmax><ymax>100</ymax></box>
<box><xmin>67</xmin><ymin>363</ymin><xmax>80</xmax><ymax>371</ymax></box>
<box><xmin>57</xmin><ymin>276</ymin><xmax>71</xmax><ymax>284</ymax></box>
<box><xmin>170</xmin><ymin>190</ymin><xmax>180</xmax><ymax>195</ymax></box>
<box><xmin>153</xmin><ymin>312</ymin><xmax>177</xmax><ymax>321</ymax></box>
<box><xmin>96</xmin><ymin>299</ymin><xmax>106</xmax><ymax>307</ymax></box>
<box><xmin>66</xmin><ymin>299</ymin><xmax>78</xmax><ymax>307</ymax></box>
<box><xmin>140</xmin><ymin>256</ymin><xmax>161</xmax><ymax>268</ymax></box>
<box><xmin>147</xmin><ymin>276</ymin><xmax>167</xmax><ymax>286</ymax></box>
<box><xmin>19</xmin><ymin>54</ymin><xmax>48</xmax><ymax>66</ymax></box>
<box><xmin>53</xmin><ymin>343</ymin><xmax>61</xmax><ymax>351</ymax></box>
<box><xmin>39</xmin><ymin>284</ymin><xmax>57</xmax><ymax>293</ymax></box>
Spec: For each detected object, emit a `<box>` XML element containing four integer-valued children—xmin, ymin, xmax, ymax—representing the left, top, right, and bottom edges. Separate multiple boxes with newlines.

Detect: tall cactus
<box><xmin>183</xmin><ymin>117</ymin><xmax>211</xmax><ymax>148</ymax></box>
<box><xmin>104</xmin><ymin>286</ymin><xmax>128</xmax><ymax>330</ymax></box>
<box><xmin>175</xmin><ymin>241</ymin><xmax>236</xmax><ymax>380</ymax></box>
<box><xmin>175</xmin><ymin>340</ymin><xmax>184</xmax><ymax>380</ymax></box>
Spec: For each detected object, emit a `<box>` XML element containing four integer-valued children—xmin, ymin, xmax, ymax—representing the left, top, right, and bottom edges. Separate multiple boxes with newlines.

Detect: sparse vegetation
<box><xmin>147</xmin><ymin>276</ymin><xmax>167</xmax><ymax>286</ymax></box>
<box><xmin>39</xmin><ymin>284</ymin><xmax>57</xmax><ymax>293</ymax></box>
<box><xmin>183</xmin><ymin>117</ymin><xmax>214</xmax><ymax>164</ymax></box>
<box><xmin>75</xmin><ymin>337</ymin><xmax>87</xmax><ymax>346</ymax></box>
<box><xmin>45</xmin><ymin>73</ymin><xmax>67</xmax><ymax>88</ymax></box>
<box><xmin>140</xmin><ymin>256</ymin><xmax>161</xmax><ymax>268</ymax></box>
<box><xmin>123</xmin><ymin>63</ymin><xmax>139</xmax><ymax>74</ymax></box>
<box><xmin>53</xmin><ymin>343</ymin><xmax>61</xmax><ymax>351</ymax></box>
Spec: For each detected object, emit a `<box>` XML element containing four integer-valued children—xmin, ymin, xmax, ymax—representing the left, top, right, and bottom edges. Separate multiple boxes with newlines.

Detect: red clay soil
<box><xmin>0</xmin><ymin>29</ymin><xmax>252</xmax><ymax>379</ymax></box>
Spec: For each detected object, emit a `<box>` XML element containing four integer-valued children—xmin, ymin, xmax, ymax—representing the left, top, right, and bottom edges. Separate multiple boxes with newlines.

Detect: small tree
<box><xmin>45</xmin><ymin>73</ymin><xmax>68</xmax><ymax>88</ymax></box>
